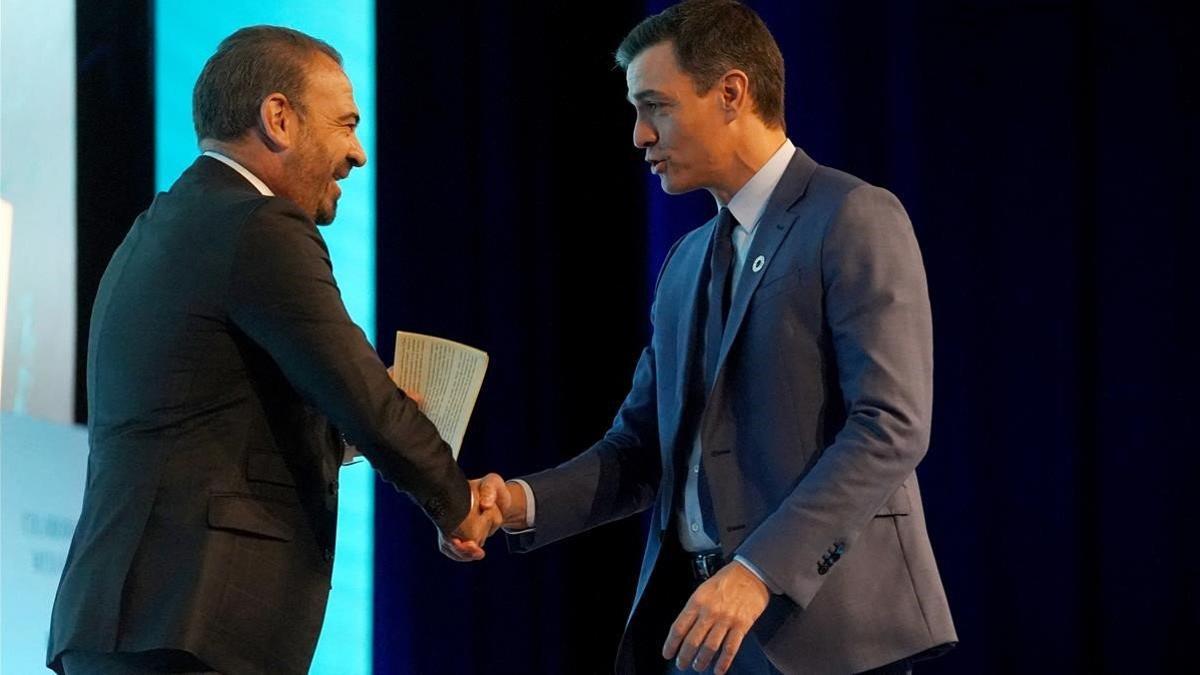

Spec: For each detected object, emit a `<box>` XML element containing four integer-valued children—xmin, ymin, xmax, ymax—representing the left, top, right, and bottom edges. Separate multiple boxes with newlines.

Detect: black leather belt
<box><xmin>690</xmin><ymin>551</ymin><xmax>725</xmax><ymax>581</ymax></box>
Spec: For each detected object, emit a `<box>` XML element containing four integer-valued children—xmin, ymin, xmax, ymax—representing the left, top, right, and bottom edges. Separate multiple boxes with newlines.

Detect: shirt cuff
<box><xmin>501</xmin><ymin>479</ymin><xmax>536</xmax><ymax>533</ymax></box>
<box><xmin>733</xmin><ymin>555</ymin><xmax>781</xmax><ymax>594</ymax></box>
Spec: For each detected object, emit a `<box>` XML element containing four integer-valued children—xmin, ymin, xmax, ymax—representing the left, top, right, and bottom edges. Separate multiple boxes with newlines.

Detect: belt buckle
<box><xmin>691</xmin><ymin>552</ymin><xmax>722</xmax><ymax>580</ymax></box>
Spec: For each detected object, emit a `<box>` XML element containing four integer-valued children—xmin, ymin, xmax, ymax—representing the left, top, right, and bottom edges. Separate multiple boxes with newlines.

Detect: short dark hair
<box><xmin>192</xmin><ymin>25</ymin><xmax>342</xmax><ymax>142</ymax></box>
<box><xmin>615</xmin><ymin>0</ymin><xmax>785</xmax><ymax>129</ymax></box>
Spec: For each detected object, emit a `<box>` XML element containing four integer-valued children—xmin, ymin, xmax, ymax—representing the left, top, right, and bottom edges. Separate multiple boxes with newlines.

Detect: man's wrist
<box><xmin>733</xmin><ymin>555</ymin><xmax>780</xmax><ymax>595</ymax></box>
<box><xmin>502</xmin><ymin>479</ymin><xmax>535</xmax><ymax>532</ymax></box>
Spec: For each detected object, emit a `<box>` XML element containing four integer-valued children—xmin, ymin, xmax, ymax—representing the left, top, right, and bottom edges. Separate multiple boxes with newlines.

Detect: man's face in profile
<box><xmin>626</xmin><ymin>41</ymin><xmax>730</xmax><ymax>196</ymax></box>
<box><xmin>286</xmin><ymin>55</ymin><xmax>366</xmax><ymax>225</ymax></box>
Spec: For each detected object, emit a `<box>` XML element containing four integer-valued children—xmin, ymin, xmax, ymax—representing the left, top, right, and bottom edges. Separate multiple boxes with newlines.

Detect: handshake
<box><xmin>399</xmin><ymin>387</ymin><xmax>524</xmax><ymax>561</ymax></box>
<box><xmin>438</xmin><ymin>473</ymin><xmax>527</xmax><ymax>562</ymax></box>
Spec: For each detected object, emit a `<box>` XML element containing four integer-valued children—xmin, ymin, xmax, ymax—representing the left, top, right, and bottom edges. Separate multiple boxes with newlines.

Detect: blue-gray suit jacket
<box><xmin>512</xmin><ymin>149</ymin><xmax>957</xmax><ymax>674</ymax></box>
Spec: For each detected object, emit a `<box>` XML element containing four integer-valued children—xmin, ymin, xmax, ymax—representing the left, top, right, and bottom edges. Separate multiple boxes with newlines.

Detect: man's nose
<box><xmin>348</xmin><ymin>137</ymin><xmax>366</xmax><ymax>168</ymax></box>
<box><xmin>633</xmin><ymin>119</ymin><xmax>657</xmax><ymax>149</ymax></box>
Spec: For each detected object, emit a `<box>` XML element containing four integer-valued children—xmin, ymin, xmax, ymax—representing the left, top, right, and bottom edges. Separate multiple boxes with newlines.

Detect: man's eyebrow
<box><xmin>628</xmin><ymin>89</ymin><xmax>667</xmax><ymax>104</ymax></box>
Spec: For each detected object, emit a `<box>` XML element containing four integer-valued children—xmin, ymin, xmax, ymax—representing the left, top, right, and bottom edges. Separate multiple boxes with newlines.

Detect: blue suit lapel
<box><xmin>678</xmin><ymin>216</ymin><xmax>716</xmax><ymax>407</ymax></box>
<box><xmin>658</xmin><ymin>216</ymin><xmax>717</xmax><ymax>531</ymax></box>
<box><xmin>654</xmin><ymin>150</ymin><xmax>818</xmax><ymax>533</ymax></box>
<box><xmin>716</xmin><ymin>149</ymin><xmax>819</xmax><ymax>373</ymax></box>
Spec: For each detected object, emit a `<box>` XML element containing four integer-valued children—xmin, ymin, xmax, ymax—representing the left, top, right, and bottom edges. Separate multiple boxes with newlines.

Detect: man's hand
<box><xmin>386</xmin><ymin>365</ymin><xmax>426</xmax><ymax>412</ymax></box>
<box><xmin>437</xmin><ymin>476</ymin><xmax>507</xmax><ymax>562</ymax></box>
<box><xmin>441</xmin><ymin>473</ymin><xmax>526</xmax><ymax>561</ymax></box>
<box><xmin>406</xmin><ymin>389</ymin><xmax>425</xmax><ymax>412</ymax></box>
<box><xmin>663</xmin><ymin>561</ymin><xmax>770</xmax><ymax>674</ymax></box>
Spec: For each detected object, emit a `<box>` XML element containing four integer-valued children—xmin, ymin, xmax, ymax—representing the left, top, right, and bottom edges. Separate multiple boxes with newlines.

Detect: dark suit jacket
<box><xmin>47</xmin><ymin>156</ymin><xmax>470</xmax><ymax>675</ymax></box>
<box><xmin>512</xmin><ymin>149</ymin><xmax>957</xmax><ymax>674</ymax></box>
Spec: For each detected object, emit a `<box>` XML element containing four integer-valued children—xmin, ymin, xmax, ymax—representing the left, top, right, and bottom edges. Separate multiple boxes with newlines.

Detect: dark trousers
<box><xmin>60</xmin><ymin>650</ymin><xmax>219</xmax><ymax>675</ymax></box>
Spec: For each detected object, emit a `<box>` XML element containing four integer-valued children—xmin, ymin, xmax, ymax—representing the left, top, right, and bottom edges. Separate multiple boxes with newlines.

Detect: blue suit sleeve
<box><xmin>507</xmin><ymin>235</ymin><xmax>692</xmax><ymax>551</ymax></box>
<box><xmin>736</xmin><ymin>185</ymin><xmax>934</xmax><ymax>608</ymax></box>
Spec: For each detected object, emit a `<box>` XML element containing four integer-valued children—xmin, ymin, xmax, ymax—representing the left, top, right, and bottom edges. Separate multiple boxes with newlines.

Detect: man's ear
<box><xmin>719</xmin><ymin>69</ymin><xmax>750</xmax><ymax>121</ymax></box>
<box><xmin>257</xmin><ymin>92</ymin><xmax>297</xmax><ymax>151</ymax></box>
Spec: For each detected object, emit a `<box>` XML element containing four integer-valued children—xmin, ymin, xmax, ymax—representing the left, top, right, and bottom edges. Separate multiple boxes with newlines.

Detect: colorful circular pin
<box><xmin>752</xmin><ymin>255</ymin><xmax>765</xmax><ymax>272</ymax></box>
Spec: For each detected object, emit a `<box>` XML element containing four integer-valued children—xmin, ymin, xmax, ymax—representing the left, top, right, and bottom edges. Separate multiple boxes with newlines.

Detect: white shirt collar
<box><xmin>202</xmin><ymin>150</ymin><xmax>274</xmax><ymax>196</ymax></box>
<box><xmin>720</xmin><ymin>138</ymin><xmax>796</xmax><ymax>232</ymax></box>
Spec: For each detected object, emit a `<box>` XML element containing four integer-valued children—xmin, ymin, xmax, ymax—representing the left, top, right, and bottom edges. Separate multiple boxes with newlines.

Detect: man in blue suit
<box><xmin>455</xmin><ymin>1</ymin><xmax>956</xmax><ymax>672</ymax></box>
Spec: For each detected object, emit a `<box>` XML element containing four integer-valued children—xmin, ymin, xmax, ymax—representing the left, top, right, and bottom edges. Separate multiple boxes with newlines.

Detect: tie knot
<box><xmin>716</xmin><ymin>207</ymin><xmax>736</xmax><ymax>238</ymax></box>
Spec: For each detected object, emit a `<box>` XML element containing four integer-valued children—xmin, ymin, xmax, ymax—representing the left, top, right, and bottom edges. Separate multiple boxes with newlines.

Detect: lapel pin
<box><xmin>752</xmin><ymin>255</ymin><xmax>765</xmax><ymax>273</ymax></box>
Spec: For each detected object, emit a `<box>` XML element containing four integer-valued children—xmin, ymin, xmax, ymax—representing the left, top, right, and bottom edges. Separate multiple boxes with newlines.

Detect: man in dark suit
<box><xmin>47</xmin><ymin>26</ymin><xmax>498</xmax><ymax>675</ymax></box>
<box><xmin>457</xmin><ymin>2</ymin><xmax>957</xmax><ymax>673</ymax></box>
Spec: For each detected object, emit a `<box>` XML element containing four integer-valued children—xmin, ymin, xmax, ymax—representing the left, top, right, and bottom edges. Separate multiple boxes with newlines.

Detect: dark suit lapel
<box><xmin>716</xmin><ymin>148</ymin><xmax>819</xmax><ymax>369</ymax></box>
<box><xmin>659</xmin><ymin>217</ymin><xmax>717</xmax><ymax>532</ymax></box>
<box><xmin>676</xmin><ymin>216</ymin><xmax>716</xmax><ymax>413</ymax></box>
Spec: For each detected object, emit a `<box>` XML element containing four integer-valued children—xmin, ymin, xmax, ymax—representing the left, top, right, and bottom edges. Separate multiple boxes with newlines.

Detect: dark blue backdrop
<box><xmin>372</xmin><ymin>2</ymin><xmax>1198</xmax><ymax>673</ymax></box>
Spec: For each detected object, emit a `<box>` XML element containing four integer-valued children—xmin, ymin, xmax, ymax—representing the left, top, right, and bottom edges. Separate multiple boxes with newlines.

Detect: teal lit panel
<box><xmin>155</xmin><ymin>4</ymin><xmax>375</xmax><ymax>674</ymax></box>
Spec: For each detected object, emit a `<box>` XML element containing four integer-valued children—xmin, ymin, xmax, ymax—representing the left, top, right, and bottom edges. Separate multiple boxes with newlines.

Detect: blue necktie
<box><xmin>704</xmin><ymin>207</ymin><xmax>736</xmax><ymax>391</ymax></box>
<box><xmin>697</xmin><ymin>207</ymin><xmax>736</xmax><ymax>543</ymax></box>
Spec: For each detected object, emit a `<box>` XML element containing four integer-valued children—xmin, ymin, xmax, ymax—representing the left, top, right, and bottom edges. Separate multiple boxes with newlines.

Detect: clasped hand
<box><xmin>437</xmin><ymin>473</ymin><xmax>525</xmax><ymax>562</ymax></box>
<box><xmin>437</xmin><ymin>475</ymin><xmax>508</xmax><ymax>561</ymax></box>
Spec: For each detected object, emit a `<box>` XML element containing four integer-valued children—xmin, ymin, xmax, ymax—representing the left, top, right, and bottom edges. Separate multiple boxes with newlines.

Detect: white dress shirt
<box><xmin>202</xmin><ymin>150</ymin><xmax>274</xmax><ymax>196</ymax></box>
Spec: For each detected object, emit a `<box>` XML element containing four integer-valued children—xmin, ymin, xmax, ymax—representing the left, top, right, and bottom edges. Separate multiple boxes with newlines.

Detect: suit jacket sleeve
<box><xmin>226</xmin><ymin>197</ymin><xmax>470</xmax><ymax>533</ymax></box>
<box><xmin>508</xmin><ymin>342</ymin><xmax>661</xmax><ymax>551</ymax></box>
<box><xmin>736</xmin><ymin>184</ymin><xmax>934</xmax><ymax>609</ymax></box>
<box><xmin>506</xmin><ymin>236</ymin><xmax>692</xmax><ymax>552</ymax></box>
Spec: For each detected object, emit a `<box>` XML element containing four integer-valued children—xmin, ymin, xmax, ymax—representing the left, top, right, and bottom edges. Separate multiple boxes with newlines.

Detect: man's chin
<box><xmin>659</xmin><ymin>174</ymin><xmax>695</xmax><ymax>195</ymax></box>
<box><xmin>314</xmin><ymin>200</ymin><xmax>338</xmax><ymax>226</ymax></box>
